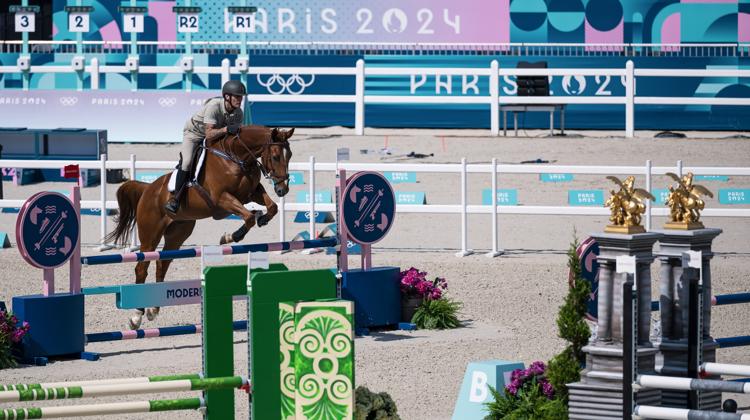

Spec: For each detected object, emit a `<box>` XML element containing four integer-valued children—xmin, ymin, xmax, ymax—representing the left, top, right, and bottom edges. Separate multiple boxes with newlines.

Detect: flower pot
<box><xmin>401</xmin><ymin>296</ymin><xmax>423</xmax><ymax>323</ymax></box>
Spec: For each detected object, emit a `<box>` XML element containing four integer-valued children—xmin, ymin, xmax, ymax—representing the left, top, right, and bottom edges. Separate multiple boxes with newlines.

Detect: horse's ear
<box><xmin>270</xmin><ymin>127</ymin><xmax>279</xmax><ymax>141</ymax></box>
<box><xmin>285</xmin><ymin>128</ymin><xmax>295</xmax><ymax>140</ymax></box>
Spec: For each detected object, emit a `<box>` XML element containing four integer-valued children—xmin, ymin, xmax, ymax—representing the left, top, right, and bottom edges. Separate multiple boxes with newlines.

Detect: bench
<box><xmin>501</xmin><ymin>104</ymin><xmax>566</xmax><ymax>137</ymax></box>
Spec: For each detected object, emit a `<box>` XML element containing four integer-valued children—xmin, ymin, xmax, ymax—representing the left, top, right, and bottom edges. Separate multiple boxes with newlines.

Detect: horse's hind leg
<box><xmin>217</xmin><ymin>192</ymin><xmax>256</xmax><ymax>244</ymax></box>
<box><xmin>146</xmin><ymin>221</ymin><xmax>196</xmax><ymax>322</ymax></box>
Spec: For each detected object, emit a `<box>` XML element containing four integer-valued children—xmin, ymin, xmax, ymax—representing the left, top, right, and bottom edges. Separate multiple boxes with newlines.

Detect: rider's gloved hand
<box><xmin>227</xmin><ymin>123</ymin><xmax>240</xmax><ymax>135</ymax></box>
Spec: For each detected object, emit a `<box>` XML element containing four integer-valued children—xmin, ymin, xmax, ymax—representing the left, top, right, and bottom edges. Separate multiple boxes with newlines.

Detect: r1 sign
<box><xmin>123</xmin><ymin>13</ymin><xmax>145</xmax><ymax>33</ymax></box>
<box><xmin>177</xmin><ymin>13</ymin><xmax>200</xmax><ymax>33</ymax></box>
<box><xmin>15</xmin><ymin>12</ymin><xmax>35</xmax><ymax>32</ymax></box>
<box><xmin>233</xmin><ymin>13</ymin><xmax>254</xmax><ymax>33</ymax></box>
<box><xmin>68</xmin><ymin>13</ymin><xmax>90</xmax><ymax>33</ymax></box>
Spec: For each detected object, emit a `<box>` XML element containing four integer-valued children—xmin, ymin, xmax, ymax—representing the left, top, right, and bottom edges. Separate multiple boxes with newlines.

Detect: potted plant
<box><xmin>398</xmin><ymin>267</ymin><xmax>447</xmax><ymax>323</ymax></box>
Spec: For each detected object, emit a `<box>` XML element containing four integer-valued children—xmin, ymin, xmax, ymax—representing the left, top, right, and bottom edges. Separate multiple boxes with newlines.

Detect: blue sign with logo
<box><xmin>481</xmin><ymin>189</ymin><xmax>518</xmax><ymax>206</ymax></box>
<box><xmin>540</xmin><ymin>173</ymin><xmax>574</xmax><ymax>183</ymax></box>
<box><xmin>293</xmin><ymin>211</ymin><xmax>335</xmax><ymax>223</ymax></box>
<box><xmin>568</xmin><ymin>190</ymin><xmax>604</xmax><ymax>206</ymax></box>
<box><xmin>135</xmin><ymin>171</ymin><xmax>164</xmax><ymax>183</ymax></box>
<box><xmin>719</xmin><ymin>189</ymin><xmax>750</xmax><ymax>204</ymax></box>
<box><xmin>16</xmin><ymin>191</ymin><xmax>79</xmax><ymax>269</ymax></box>
<box><xmin>695</xmin><ymin>175</ymin><xmax>729</xmax><ymax>182</ymax></box>
<box><xmin>341</xmin><ymin>172</ymin><xmax>396</xmax><ymax>245</ymax></box>
<box><xmin>651</xmin><ymin>189</ymin><xmax>670</xmax><ymax>205</ymax></box>
<box><xmin>296</xmin><ymin>190</ymin><xmax>333</xmax><ymax>204</ymax></box>
<box><xmin>395</xmin><ymin>191</ymin><xmax>426</xmax><ymax>205</ymax></box>
<box><xmin>289</xmin><ymin>171</ymin><xmax>305</xmax><ymax>185</ymax></box>
<box><xmin>384</xmin><ymin>171</ymin><xmax>417</xmax><ymax>184</ymax></box>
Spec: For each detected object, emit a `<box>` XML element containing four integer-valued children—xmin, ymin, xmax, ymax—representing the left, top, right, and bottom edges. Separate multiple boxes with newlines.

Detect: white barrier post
<box><xmin>646</xmin><ymin>159</ymin><xmax>652</xmax><ymax>231</ymax></box>
<box><xmin>220</xmin><ymin>58</ymin><xmax>230</xmax><ymax>86</ymax></box>
<box><xmin>487</xmin><ymin>158</ymin><xmax>503</xmax><ymax>257</ymax></box>
<box><xmin>625</xmin><ymin>60</ymin><xmax>635</xmax><ymax>138</ymax></box>
<box><xmin>98</xmin><ymin>154</ymin><xmax>113</xmax><ymax>251</ymax></box>
<box><xmin>89</xmin><ymin>57</ymin><xmax>99</xmax><ymax>90</ymax></box>
<box><xmin>278</xmin><ymin>195</ymin><xmax>286</xmax><ymax>242</ymax></box>
<box><xmin>677</xmin><ymin>159</ymin><xmax>683</xmax><ymax>177</ymax></box>
<box><xmin>128</xmin><ymin>154</ymin><xmax>139</xmax><ymax>251</ymax></box>
<box><xmin>490</xmin><ymin>60</ymin><xmax>499</xmax><ymax>136</ymax></box>
<box><xmin>308</xmin><ymin>156</ymin><xmax>316</xmax><ymax>240</ymax></box>
<box><xmin>355</xmin><ymin>59</ymin><xmax>365</xmax><ymax>136</ymax></box>
<box><xmin>456</xmin><ymin>158</ymin><xmax>473</xmax><ymax>257</ymax></box>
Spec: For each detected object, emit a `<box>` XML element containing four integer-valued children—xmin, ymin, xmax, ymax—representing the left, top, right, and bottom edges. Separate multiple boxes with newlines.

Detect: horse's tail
<box><xmin>104</xmin><ymin>180</ymin><xmax>148</xmax><ymax>246</ymax></box>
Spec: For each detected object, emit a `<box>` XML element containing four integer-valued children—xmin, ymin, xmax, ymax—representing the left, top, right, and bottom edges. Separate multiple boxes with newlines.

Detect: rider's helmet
<box><xmin>222</xmin><ymin>80</ymin><xmax>247</xmax><ymax>97</ymax></box>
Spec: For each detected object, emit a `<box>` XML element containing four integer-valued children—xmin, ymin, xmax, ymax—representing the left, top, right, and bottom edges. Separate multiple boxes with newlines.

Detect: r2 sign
<box><xmin>123</xmin><ymin>13</ymin><xmax>144</xmax><ymax>33</ymax></box>
<box><xmin>15</xmin><ymin>12</ymin><xmax>35</xmax><ymax>32</ymax></box>
<box><xmin>68</xmin><ymin>13</ymin><xmax>90</xmax><ymax>33</ymax></box>
<box><xmin>232</xmin><ymin>13</ymin><xmax>253</xmax><ymax>33</ymax></box>
<box><xmin>177</xmin><ymin>13</ymin><xmax>199</xmax><ymax>33</ymax></box>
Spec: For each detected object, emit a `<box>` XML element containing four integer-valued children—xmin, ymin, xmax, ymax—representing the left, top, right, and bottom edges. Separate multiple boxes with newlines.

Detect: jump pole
<box><xmin>0</xmin><ymin>373</ymin><xmax>202</xmax><ymax>391</ymax></box>
<box><xmin>0</xmin><ymin>397</ymin><xmax>205</xmax><ymax>420</ymax></box>
<box><xmin>0</xmin><ymin>376</ymin><xmax>247</xmax><ymax>403</ymax></box>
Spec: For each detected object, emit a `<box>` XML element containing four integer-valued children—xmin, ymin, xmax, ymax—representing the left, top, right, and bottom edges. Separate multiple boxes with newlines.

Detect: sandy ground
<box><xmin>0</xmin><ymin>128</ymin><xmax>749</xmax><ymax>419</ymax></box>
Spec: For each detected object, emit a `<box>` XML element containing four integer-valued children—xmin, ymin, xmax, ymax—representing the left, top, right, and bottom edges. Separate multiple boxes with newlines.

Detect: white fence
<box><xmin>1</xmin><ymin>156</ymin><xmax>748</xmax><ymax>256</ymax></box>
<box><xmin>2</xmin><ymin>58</ymin><xmax>750</xmax><ymax>138</ymax></box>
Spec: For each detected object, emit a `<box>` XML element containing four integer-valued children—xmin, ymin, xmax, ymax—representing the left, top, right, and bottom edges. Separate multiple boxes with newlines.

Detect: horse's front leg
<box><xmin>250</xmin><ymin>186</ymin><xmax>278</xmax><ymax>228</ymax></box>
<box><xmin>217</xmin><ymin>192</ymin><xmax>256</xmax><ymax>245</ymax></box>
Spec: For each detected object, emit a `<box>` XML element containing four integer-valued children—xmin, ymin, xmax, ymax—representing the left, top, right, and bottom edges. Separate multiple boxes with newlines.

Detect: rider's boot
<box><xmin>165</xmin><ymin>169</ymin><xmax>189</xmax><ymax>214</ymax></box>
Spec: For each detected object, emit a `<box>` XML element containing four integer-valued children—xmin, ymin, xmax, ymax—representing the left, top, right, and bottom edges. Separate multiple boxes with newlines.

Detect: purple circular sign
<box><xmin>16</xmin><ymin>191</ymin><xmax>79</xmax><ymax>269</ymax></box>
<box><xmin>341</xmin><ymin>172</ymin><xmax>395</xmax><ymax>245</ymax></box>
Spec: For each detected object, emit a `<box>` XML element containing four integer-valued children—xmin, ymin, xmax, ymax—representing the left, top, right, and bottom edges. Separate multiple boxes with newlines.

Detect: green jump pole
<box><xmin>0</xmin><ymin>376</ymin><xmax>247</xmax><ymax>403</ymax></box>
<box><xmin>0</xmin><ymin>373</ymin><xmax>201</xmax><ymax>392</ymax></box>
<box><xmin>0</xmin><ymin>397</ymin><xmax>204</xmax><ymax>419</ymax></box>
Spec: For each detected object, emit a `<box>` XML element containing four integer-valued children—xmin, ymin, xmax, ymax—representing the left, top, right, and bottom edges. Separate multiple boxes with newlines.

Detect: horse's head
<box><xmin>262</xmin><ymin>127</ymin><xmax>294</xmax><ymax>197</ymax></box>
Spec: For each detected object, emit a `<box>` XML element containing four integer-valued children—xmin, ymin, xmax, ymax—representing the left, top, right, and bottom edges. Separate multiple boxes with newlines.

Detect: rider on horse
<box><xmin>165</xmin><ymin>80</ymin><xmax>247</xmax><ymax>214</ymax></box>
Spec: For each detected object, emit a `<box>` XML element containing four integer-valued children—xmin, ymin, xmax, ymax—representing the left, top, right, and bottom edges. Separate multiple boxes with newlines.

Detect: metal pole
<box><xmin>623</xmin><ymin>278</ymin><xmax>635</xmax><ymax>420</ymax></box>
<box><xmin>128</xmin><ymin>154</ymin><xmax>139</xmax><ymax>251</ymax></box>
<box><xmin>308</xmin><ymin>156</ymin><xmax>316</xmax><ymax>239</ymax></box>
<box><xmin>98</xmin><ymin>153</ymin><xmax>113</xmax><ymax>251</ymax></box>
<box><xmin>490</xmin><ymin>60</ymin><xmax>499</xmax><ymax>136</ymax></box>
<box><xmin>625</xmin><ymin>60</ymin><xmax>635</xmax><ymax>138</ymax></box>
<box><xmin>456</xmin><ymin>158</ymin><xmax>472</xmax><ymax>257</ymax></box>
<box><xmin>688</xmin><ymin>276</ymin><xmax>700</xmax><ymax>409</ymax></box>
<box><xmin>645</xmin><ymin>159</ymin><xmax>652</xmax><ymax>231</ymax></box>
<box><xmin>486</xmin><ymin>158</ymin><xmax>502</xmax><ymax>257</ymax></box>
<box><xmin>90</xmin><ymin>57</ymin><xmax>99</xmax><ymax>90</ymax></box>
<box><xmin>355</xmin><ymin>59</ymin><xmax>365</xmax><ymax>135</ymax></box>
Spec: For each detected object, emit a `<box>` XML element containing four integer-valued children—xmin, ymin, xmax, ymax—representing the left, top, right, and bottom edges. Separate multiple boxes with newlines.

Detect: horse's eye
<box><xmin>273</xmin><ymin>155</ymin><xmax>281</xmax><ymax>162</ymax></box>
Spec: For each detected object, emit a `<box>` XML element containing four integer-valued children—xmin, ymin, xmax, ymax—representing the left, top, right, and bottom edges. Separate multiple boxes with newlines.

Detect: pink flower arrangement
<box><xmin>399</xmin><ymin>267</ymin><xmax>448</xmax><ymax>300</ymax></box>
<box><xmin>505</xmin><ymin>361</ymin><xmax>555</xmax><ymax>399</ymax></box>
<box><xmin>1</xmin><ymin>310</ymin><xmax>30</xmax><ymax>368</ymax></box>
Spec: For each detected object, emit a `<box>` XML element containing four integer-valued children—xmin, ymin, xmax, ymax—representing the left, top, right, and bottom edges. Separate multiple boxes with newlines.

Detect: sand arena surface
<box><xmin>0</xmin><ymin>129</ymin><xmax>748</xmax><ymax>418</ymax></box>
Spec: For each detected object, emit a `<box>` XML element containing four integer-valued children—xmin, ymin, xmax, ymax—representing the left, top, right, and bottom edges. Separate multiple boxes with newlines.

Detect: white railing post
<box><xmin>279</xmin><ymin>195</ymin><xmax>286</xmax><ymax>242</ymax></box>
<box><xmin>355</xmin><ymin>59</ymin><xmax>365</xmax><ymax>136</ymax></box>
<box><xmin>308</xmin><ymin>156</ymin><xmax>316</xmax><ymax>239</ymax></box>
<box><xmin>98</xmin><ymin>154</ymin><xmax>113</xmax><ymax>251</ymax></box>
<box><xmin>128</xmin><ymin>154</ymin><xmax>139</xmax><ymax>251</ymax></box>
<box><xmin>645</xmin><ymin>159</ymin><xmax>652</xmax><ymax>232</ymax></box>
<box><xmin>456</xmin><ymin>158</ymin><xmax>473</xmax><ymax>257</ymax></box>
<box><xmin>487</xmin><ymin>158</ymin><xmax>503</xmax><ymax>257</ymax></box>
<box><xmin>221</xmin><ymin>58</ymin><xmax>231</xmax><ymax>86</ymax></box>
<box><xmin>625</xmin><ymin>60</ymin><xmax>635</xmax><ymax>138</ymax></box>
<box><xmin>90</xmin><ymin>57</ymin><xmax>99</xmax><ymax>90</ymax></box>
<box><xmin>677</xmin><ymin>160</ymin><xmax>683</xmax><ymax>177</ymax></box>
<box><xmin>490</xmin><ymin>60</ymin><xmax>500</xmax><ymax>136</ymax></box>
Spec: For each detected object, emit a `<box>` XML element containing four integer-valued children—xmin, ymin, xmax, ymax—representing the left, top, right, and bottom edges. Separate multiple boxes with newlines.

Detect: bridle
<box><xmin>209</xmin><ymin>127</ymin><xmax>291</xmax><ymax>188</ymax></box>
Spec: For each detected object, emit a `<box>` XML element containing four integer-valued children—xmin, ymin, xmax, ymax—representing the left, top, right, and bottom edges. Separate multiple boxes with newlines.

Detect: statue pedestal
<box><xmin>655</xmin><ymin>228</ymin><xmax>722</xmax><ymax>410</ymax></box>
<box><xmin>568</xmin><ymin>232</ymin><xmax>661</xmax><ymax>419</ymax></box>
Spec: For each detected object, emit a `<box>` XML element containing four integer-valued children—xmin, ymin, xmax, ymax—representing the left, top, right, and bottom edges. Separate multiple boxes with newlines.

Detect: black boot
<box><xmin>165</xmin><ymin>169</ymin><xmax>189</xmax><ymax>214</ymax></box>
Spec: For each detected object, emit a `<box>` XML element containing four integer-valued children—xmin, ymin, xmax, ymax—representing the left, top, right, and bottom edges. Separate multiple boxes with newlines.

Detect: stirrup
<box><xmin>165</xmin><ymin>197</ymin><xmax>180</xmax><ymax>214</ymax></box>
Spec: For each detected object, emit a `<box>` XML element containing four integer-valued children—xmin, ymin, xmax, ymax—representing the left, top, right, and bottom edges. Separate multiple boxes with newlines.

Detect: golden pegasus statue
<box><xmin>664</xmin><ymin>172</ymin><xmax>713</xmax><ymax>229</ymax></box>
<box><xmin>604</xmin><ymin>175</ymin><xmax>655</xmax><ymax>234</ymax></box>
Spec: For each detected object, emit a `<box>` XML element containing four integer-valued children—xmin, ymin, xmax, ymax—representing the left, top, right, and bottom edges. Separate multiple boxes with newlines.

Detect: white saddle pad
<box><xmin>168</xmin><ymin>140</ymin><xmax>207</xmax><ymax>192</ymax></box>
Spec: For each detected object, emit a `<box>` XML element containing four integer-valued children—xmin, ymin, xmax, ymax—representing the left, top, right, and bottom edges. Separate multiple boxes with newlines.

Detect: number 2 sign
<box><xmin>68</xmin><ymin>13</ymin><xmax>90</xmax><ymax>33</ymax></box>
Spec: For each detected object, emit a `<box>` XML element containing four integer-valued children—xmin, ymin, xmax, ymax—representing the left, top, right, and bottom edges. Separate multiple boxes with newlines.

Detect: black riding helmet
<box><xmin>222</xmin><ymin>80</ymin><xmax>246</xmax><ymax>97</ymax></box>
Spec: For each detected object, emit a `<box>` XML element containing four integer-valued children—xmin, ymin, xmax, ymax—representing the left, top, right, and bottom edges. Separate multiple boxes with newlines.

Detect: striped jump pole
<box><xmin>0</xmin><ymin>376</ymin><xmax>247</xmax><ymax>403</ymax></box>
<box><xmin>81</xmin><ymin>237</ymin><xmax>338</xmax><ymax>266</ymax></box>
<box><xmin>636</xmin><ymin>375</ymin><xmax>750</xmax><ymax>394</ymax></box>
<box><xmin>702</xmin><ymin>363</ymin><xmax>750</xmax><ymax>378</ymax></box>
<box><xmin>651</xmin><ymin>292</ymin><xmax>750</xmax><ymax>311</ymax></box>
<box><xmin>0</xmin><ymin>397</ymin><xmax>205</xmax><ymax>419</ymax></box>
<box><xmin>0</xmin><ymin>373</ymin><xmax>201</xmax><ymax>392</ymax></box>
<box><xmin>716</xmin><ymin>336</ymin><xmax>750</xmax><ymax>349</ymax></box>
<box><xmin>86</xmin><ymin>320</ymin><xmax>247</xmax><ymax>343</ymax></box>
<box><xmin>633</xmin><ymin>405</ymin><xmax>750</xmax><ymax>420</ymax></box>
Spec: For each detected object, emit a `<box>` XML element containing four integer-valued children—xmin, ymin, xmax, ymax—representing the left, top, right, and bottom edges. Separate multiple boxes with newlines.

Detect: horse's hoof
<box><xmin>257</xmin><ymin>214</ymin><xmax>269</xmax><ymax>227</ymax></box>
<box><xmin>219</xmin><ymin>233</ymin><xmax>232</xmax><ymax>245</ymax></box>
<box><xmin>128</xmin><ymin>309</ymin><xmax>144</xmax><ymax>330</ymax></box>
<box><xmin>146</xmin><ymin>307</ymin><xmax>160</xmax><ymax>321</ymax></box>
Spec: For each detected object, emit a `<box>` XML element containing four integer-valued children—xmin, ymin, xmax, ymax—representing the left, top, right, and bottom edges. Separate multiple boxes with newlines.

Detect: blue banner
<box><xmin>395</xmin><ymin>191</ymin><xmax>426</xmax><ymax>205</ymax></box>
<box><xmin>540</xmin><ymin>173</ymin><xmax>574</xmax><ymax>183</ymax></box>
<box><xmin>568</xmin><ymin>190</ymin><xmax>605</xmax><ymax>206</ymax></box>
<box><xmin>288</xmin><ymin>172</ymin><xmax>305</xmax><ymax>186</ymax></box>
<box><xmin>719</xmin><ymin>189</ymin><xmax>750</xmax><ymax>205</ymax></box>
<box><xmin>384</xmin><ymin>172</ymin><xmax>417</xmax><ymax>184</ymax></box>
<box><xmin>481</xmin><ymin>189</ymin><xmax>518</xmax><ymax>206</ymax></box>
<box><xmin>296</xmin><ymin>190</ymin><xmax>333</xmax><ymax>204</ymax></box>
<box><xmin>651</xmin><ymin>189</ymin><xmax>670</xmax><ymax>205</ymax></box>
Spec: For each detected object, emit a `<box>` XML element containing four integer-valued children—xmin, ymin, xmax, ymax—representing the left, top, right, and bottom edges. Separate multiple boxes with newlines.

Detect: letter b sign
<box><xmin>451</xmin><ymin>360</ymin><xmax>524</xmax><ymax>420</ymax></box>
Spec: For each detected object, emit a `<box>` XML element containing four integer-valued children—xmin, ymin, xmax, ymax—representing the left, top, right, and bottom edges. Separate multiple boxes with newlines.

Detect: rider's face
<box><xmin>224</xmin><ymin>94</ymin><xmax>243</xmax><ymax>110</ymax></box>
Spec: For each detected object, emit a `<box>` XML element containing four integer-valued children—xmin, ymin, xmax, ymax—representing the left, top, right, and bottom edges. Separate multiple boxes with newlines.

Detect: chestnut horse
<box><xmin>105</xmin><ymin>126</ymin><xmax>294</xmax><ymax>329</ymax></box>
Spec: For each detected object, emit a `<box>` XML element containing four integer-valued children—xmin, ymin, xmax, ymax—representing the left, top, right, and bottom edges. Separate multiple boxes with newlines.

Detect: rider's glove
<box><xmin>227</xmin><ymin>123</ymin><xmax>240</xmax><ymax>135</ymax></box>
